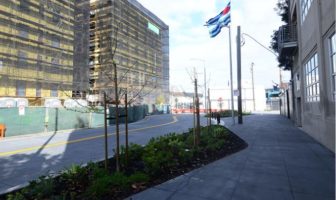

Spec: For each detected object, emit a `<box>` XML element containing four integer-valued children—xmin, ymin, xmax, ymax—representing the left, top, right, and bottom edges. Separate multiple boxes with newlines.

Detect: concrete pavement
<box><xmin>127</xmin><ymin>112</ymin><xmax>335</xmax><ymax>200</ymax></box>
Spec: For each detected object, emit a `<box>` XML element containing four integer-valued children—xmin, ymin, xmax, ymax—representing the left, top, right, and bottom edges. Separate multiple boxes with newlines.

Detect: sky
<box><xmin>137</xmin><ymin>0</ymin><xmax>290</xmax><ymax>92</ymax></box>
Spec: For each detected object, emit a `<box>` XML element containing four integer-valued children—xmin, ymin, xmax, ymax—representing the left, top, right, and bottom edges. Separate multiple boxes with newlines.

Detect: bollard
<box><xmin>0</xmin><ymin>124</ymin><xmax>6</xmax><ymax>138</ymax></box>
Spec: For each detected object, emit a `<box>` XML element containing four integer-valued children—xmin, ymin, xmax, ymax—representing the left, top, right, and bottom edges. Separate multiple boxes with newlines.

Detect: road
<box><xmin>0</xmin><ymin>114</ymin><xmax>208</xmax><ymax>194</ymax></box>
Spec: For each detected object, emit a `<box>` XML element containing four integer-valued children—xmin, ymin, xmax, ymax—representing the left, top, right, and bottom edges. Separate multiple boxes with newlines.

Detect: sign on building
<box><xmin>148</xmin><ymin>22</ymin><xmax>160</xmax><ymax>35</ymax></box>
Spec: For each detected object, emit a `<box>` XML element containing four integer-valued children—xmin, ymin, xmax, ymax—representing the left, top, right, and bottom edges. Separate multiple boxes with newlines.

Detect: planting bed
<box><xmin>1</xmin><ymin>125</ymin><xmax>247</xmax><ymax>200</ymax></box>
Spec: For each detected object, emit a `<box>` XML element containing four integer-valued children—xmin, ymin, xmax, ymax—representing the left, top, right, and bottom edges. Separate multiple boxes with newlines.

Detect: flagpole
<box><xmin>228</xmin><ymin>26</ymin><xmax>235</xmax><ymax>125</ymax></box>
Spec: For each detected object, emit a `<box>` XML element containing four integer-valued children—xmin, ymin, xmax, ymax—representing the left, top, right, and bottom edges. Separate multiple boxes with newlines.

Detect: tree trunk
<box><xmin>114</xmin><ymin>62</ymin><xmax>120</xmax><ymax>172</ymax></box>
<box><xmin>104</xmin><ymin>92</ymin><xmax>108</xmax><ymax>169</ymax></box>
<box><xmin>125</xmin><ymin>90</ymin><xmax>129</xmax><ymax>166</ymax></box>
<box><xmin>194</xmin><ymin>78</ymin><xmax>200</xmax><ymax>145</ymax></box>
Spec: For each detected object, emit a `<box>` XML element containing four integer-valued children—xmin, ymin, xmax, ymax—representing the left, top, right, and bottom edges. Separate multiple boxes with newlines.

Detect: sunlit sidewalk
<box><xmin>127</xmin><ymin>113</ymin><xmax>335</xmax><ymax>200</ymax></box>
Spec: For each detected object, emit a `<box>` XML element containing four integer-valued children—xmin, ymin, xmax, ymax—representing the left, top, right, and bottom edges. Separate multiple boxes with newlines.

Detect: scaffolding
<box><xmin>0</xmin><ymin>0</ymin><xmax>89</xmax><ymax>105</ymax></box>
<box><xmin>89</xmin><ymin>0</ymin><xmax>169</xmax><ymax>105</ymax></box>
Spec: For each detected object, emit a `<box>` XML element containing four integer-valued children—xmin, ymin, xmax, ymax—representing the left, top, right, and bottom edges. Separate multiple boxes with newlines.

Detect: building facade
<box><xmin>0</xmin><ymin>0</ymin><xmax>80</xmax><ymax>105</ymax></box>
<box><xmin>89</xmin><ymin>0</ymin><xmax>169</xmax><ymax>105</ymax></box>
<box><xmin>277</xmin><ymin>0</ymin><xmax>335</xmax><ymax>152</ymax></box>
<box><xmin>209</xmin><ymin>81</ymin><xmax>266</xmax><ymax>112</ymax></box>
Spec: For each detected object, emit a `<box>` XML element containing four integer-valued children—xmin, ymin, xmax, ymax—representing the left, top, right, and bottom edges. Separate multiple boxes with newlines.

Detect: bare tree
<box><xmin>60</xmin><ymin>1</ymin><xmax>160</xmax><ymax>171</ymax></box>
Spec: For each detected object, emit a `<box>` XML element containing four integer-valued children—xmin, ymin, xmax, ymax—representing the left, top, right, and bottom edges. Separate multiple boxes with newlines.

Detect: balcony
<box><xmin>278</xmin><ymin>24</ymin><xmax>298</xmax><ymax>56</ymax></box>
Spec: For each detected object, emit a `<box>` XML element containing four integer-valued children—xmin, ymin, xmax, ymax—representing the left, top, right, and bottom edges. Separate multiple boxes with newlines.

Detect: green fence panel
<box><xmin>0</xmin><ymin>105</ymin><xmax>149</xmax><ymax>137</ymax></box>
<box><xmin>0</xmin><ymin>107</ymin><xmax>45</xmax><ymax>137</ymax></box>
<box><xmin>90</xmin><ymin>112</ymin><xmax>104</xmax><ymax>128</ymax></box>
<box><xmin>46</xmin><ymin>108</ymin><xmax>90</xmax><ymax>132</ymax></box>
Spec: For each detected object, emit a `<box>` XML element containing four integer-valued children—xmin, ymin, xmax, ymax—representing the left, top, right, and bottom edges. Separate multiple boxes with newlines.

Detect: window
<box><xmin>50</xmin><ymin>85</ymin><xmax>58</xmax><ymax>97</ymax></box>
<box><xmin>304</xmin><ymin>53</ymin><xmax>320</xmax><ymax>102</ymax></box>
<box><xmin>18</xmin><ymin>51</ymin><xmax>27</xmax><ymax>67</ymax></box>
<box><xmin>19</xmin><ymin>0</ymin><xmax>30</xmax><ymax>12</ymax></box>
<box><xmin>19</xmin><ymin>28</ymin><xmax>28</xmax><ymax>38</ymax></box>
<box><xmin>39</xmin><ymin>3</ymin><xmax>44</xmax><ymax>16</ymax></box>
<box><xmin>51</xmin><ymin>36</ymin><xmax>60</xmax><ymax>48</ymax></box>
<box><xmin>36</xmin><ymin>83</ymin><xmax>41</xmax><ymax>97</ymax></box>
<box><xmin>52</xmin><ymin>7</ymin><xmax>61</xmax><ymax>23</ymax></box>
<box><xmin>300</xmin><ymin>0</ymin><xmax>313</xmax><ymax>23</ymax></box>
<box><xmin>38</xmin><ymin>31</ymin><xmax>43</xmax><ymax>42</ymax></box>
<box><xmin>330</xmin><ymin>33</ymin><xmax>336</xmax><ymax>99</ymax></box>
<box><xmin>51</xmin><ymin>58</ymin><xmax>59</xmax><ymax>66</ymax></box>
<box><xmin>16</xmin><ymin>81</ymin><xmax>26</xmax><ymax>97</ymax></box>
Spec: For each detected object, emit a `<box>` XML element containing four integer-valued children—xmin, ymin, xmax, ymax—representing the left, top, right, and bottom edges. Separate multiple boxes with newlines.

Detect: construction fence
<box><xmin>0</xmin><ymin>105</ymin><xmax>149</xmax><ymax>137</ymax></box>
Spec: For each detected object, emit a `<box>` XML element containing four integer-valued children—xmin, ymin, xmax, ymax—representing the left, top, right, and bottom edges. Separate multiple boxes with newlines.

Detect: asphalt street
<box><xmin>0</xmin><ymin>114</ymin><xmax>208</xmax><ymax>194</ymax></box>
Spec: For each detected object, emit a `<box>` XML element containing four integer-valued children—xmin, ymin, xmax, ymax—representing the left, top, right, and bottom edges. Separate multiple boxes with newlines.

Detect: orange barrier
<box><xmin>171</xmin><ymin>109</ymin><xmax>220</xmax><ymax>113</ymax></box>
<box><xmin>0</xmin><ymin>124</ymin><xmax>6</xmax><ymax>138</ymax></box>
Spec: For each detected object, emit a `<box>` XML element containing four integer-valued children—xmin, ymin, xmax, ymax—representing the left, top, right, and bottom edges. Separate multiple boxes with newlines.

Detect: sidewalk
<box><xmin>127</xmin><ymin>113</ymin><xmax>335</xmax><ymax>200</ymax></box>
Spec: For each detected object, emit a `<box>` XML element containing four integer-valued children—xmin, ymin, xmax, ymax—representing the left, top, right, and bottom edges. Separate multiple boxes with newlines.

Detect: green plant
<box><xmin>128</xmin><ymin>172</ymin><xmax>149</xmax><ymax>184</ymax></box>
<box><xmin>11</xmin><ymin>176</ymin><xmax>55</xmax><ymax>199</ymax></box>
<box><xmin>3</xmin><ymin>125</ymin><xmax>238</xmax><ymax>200</ymax></box>
<box><xmin>119</xmin><ymin>143</ymin><xmax>145</xmax><ymax>170</ymax></box>
<box><xmin>91</xmin><ymin>165</ymin><xmax>109</xmax><ymax>180</ymax></box>
<box><xmin>85</xmin><ymin>176</ymin><xmax>114</xmax><ymax>199</ymax></box>
<box><xmin>141</xmin><ymin>132</ymin><xmax>196</xmax><ymax>176</ymax></box>
<box><xmin>128</xmin><ymin>143</ymin><xmax>144</xmax><ymax>159</ymax></box>
<box><xmin>6</xmin><ymin>193</ymin><xmax>25</xmax><ymax>200</ymax></box>
<box><xmin>108</xmin><ymin>172</ymin><xmax>129</xmax><ymax>189</ymax></box>
<box><xmin>60</xmin><ymin>164</ymin><xmax>89</xmax><ymax>188</ymax></box>
<box><xmin>143</xmin><ymin>147</ymin><xmax>176</xmax><ymax>177</ymax></box>
<box><xmin>85</xmin><ymin>172</ymin><xmax>129</xmax><ymax>199</ymax></box>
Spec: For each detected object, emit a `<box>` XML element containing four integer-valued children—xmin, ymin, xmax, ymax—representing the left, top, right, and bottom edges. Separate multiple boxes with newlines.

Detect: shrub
<box><xmin>143</xmin><ymin>147</ymin><xmax>176</xmax><ymax>177</ymax></box>
<box><xmin>142</xmin><ymin>133</ymin><xmax>196</xmax><ymax>177</ymax></box>
<box><xmin>4</xmin><ymin>125</ymin><xmax>236</xmax><ymax>200</ymax></box>
<box><xmin>120</xmin><ymin>143</ymin><xmax>145</xmax><ymax>170</ymax></box>
<box><xmin>6</xmin><ymin>193</ymin><xmax>25</xmax><ymax>200</ymax></box>
<box><xmin>91</xmin><ymin>165</ymin><xmax>109</xmax><ymax>180</ymax></box>
<box><xmin>85</xmin><ymin>176</ymin><xmax>114</xmax><ymax>199</ymax></box>
<box><xmin>58</xmin><ymin>164</ymin><xmax>89</xmax><ymax>197</ymax></box>
<box><xmin>9</xmin><ymin>176</ymin><xmax>55</xmax><ymax>199</ymax></box>
<box><xmin>128</xmin><ymin>143</ymin><xmax>144</xmax><ymax>162</ymax></box>
<box><xmin>128</xmin><ymin>172</ymin><xmax>149</xmax><ymax>184</ymax></box>
<box><xmin>85</xmin><ymin>172</ymin><xmax>129</xmax><ymax>199</ymax></box>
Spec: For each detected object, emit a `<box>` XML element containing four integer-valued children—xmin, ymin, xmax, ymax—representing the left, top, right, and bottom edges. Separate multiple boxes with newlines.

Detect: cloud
<box><xmin>137</xmin><ymin>0</ymin><xmax>289</xmax><ymax>92</ymax></box>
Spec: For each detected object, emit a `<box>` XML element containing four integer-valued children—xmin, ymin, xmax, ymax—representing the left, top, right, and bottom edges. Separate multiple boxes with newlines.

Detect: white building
<box><xmin>209</xmin><ymin>80</ymin><xmax>266</xmax><ymax>112</ymax></box>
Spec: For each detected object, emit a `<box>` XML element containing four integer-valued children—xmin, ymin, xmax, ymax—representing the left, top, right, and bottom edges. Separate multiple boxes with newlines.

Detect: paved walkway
<box><xmin>127</xmin><ymin>113</ymin><xmax>335</xmax><ymax>200</ymax></box>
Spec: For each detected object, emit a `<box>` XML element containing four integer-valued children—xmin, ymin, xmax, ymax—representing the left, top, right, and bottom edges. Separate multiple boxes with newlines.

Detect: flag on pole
<box><xmin>205</xmin><ymin>2</ymin><xmax>231</xmax><ymax>38</ymax></box>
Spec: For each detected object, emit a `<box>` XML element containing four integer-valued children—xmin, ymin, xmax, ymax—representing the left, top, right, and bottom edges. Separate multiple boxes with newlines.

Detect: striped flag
<box><xmin>205</xmin><ymin>2</ymin><xmax>231</xmax><ymax>38</ymax></box>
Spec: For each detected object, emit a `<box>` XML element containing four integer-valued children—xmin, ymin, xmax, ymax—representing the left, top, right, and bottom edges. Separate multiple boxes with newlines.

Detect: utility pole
<box><xmin>237</xmin><ymin>26</ymin><xmax>243</xmax><ymax>124</ymax></box>
<box><xmin>194</xmin><ymin>78</ymin><xmax>200</xmax><ymax>145</ymax></box>
<box><xmin>103</xmin><ymin>92</ymin><xmax>108</xmax><ymax>169</ymax></box>
<box><xmin>251</xmin><ymin>62</ymin><xmax>256</xmax><ymax>111</ymax></box>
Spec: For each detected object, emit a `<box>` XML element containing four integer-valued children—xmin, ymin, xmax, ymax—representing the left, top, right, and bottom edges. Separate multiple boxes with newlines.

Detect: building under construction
<box><xmin>0</xmin><ymin>0</ymin><xmax>90</xmax><ymax>105</ymax></box>
<box><xmin>89</xmin><ymin>0</ymin><xmax>169</xmax><ymax>104</ymax></box>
